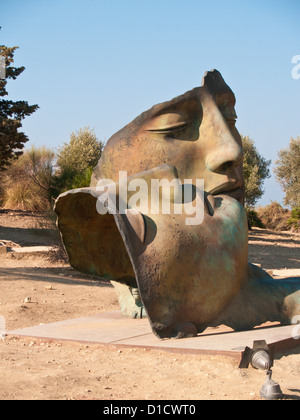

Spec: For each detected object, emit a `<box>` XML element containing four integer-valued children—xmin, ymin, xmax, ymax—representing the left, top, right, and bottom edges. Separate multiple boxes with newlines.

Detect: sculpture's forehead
<box><xmin>135</xmin><ymin>69</ymin><xmax>235</xmax><ymax>123</ymax></box>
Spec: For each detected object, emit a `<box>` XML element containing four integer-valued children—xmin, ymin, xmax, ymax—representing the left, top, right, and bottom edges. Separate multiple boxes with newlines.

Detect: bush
<box><xmin>54</xmin><ymin>127</ymin><xmax>103</xmax><ymax>195</ymax></box>
<box><xmin>287</xmin><ymin>207</ymin><xmax>300</xmax><ymax>232</ymax></box>
<box><xmin>56</xmin><ymin>127</ymin><xmax>103</xmax><ymax>173</ymax></box>
<box><xmin>52</xmin><ymin>166</ymin><xmax>94</xmax><ymax>197</ymax></box>
<box><xmin>246</xmin><ymin>208</ymin><xmax>264</xmax><ymax>229</ymax></box>
<box><xmin>256</xmin><ymin>201</ymin><xmax>291</xmax><ymax>231</ymax></box>
<box><xmin>70</xmin><ymin>167</ymin><xmax>93</xmax><ymax>189</ymax></box>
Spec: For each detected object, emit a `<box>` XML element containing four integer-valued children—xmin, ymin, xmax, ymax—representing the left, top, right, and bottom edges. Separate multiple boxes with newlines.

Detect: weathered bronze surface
<box><xmin>54</xmin><ymin>70</ymin><xmax>300</xmax><ymax>339</ymax></box>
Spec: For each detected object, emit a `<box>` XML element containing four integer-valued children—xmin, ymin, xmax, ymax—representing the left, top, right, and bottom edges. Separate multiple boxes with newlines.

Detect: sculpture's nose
<box><xmin>204</xmin><ymin>105</ymin><xmax>243</xmax><ymax>175</ymax></box>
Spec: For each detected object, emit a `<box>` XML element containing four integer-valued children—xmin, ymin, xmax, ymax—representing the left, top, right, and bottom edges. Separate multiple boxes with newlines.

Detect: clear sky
<box><xmin>1</xmin><ymin>0</ymin><xmax>299</xmax><ymax>206</ymax></box>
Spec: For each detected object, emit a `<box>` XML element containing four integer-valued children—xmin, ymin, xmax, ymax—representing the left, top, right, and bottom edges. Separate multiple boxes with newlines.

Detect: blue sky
<box><xmin>1</xmin><ymin>0</ymin><xmax>299</xmax><ymax>206</ymax></box>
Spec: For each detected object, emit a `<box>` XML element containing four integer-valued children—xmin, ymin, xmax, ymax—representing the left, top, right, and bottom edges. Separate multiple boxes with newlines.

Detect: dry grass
<box><xmin>2</xmin><ymin>182</ymin><xmax>50</xmax><ymax>211</ymax></box>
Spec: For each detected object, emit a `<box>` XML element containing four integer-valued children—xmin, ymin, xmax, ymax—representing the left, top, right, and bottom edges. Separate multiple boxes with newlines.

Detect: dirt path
<box><xmin>0</xmin><ymin>211</ymin><xmax>299</xmax><ymax>400</ymax></box>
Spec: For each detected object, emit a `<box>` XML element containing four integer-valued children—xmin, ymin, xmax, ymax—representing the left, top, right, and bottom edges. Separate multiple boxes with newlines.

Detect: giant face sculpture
<box><xmin>91</xmin><ymin>70</ymin><xmax>244</xmax><ymax>203</ymax></box>
<box><xmin>55</xmin><ymin>70</ymin><xmax>300</xmax><ymax>339</ymax></box>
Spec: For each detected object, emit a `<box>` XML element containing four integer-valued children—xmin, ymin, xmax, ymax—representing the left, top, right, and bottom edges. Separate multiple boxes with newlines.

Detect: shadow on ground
<box><xmin>0</xmin><ymin>266</ymin><xmax>112</xmax><ymax>287</ymax></box>
<box><xmin>248</xmin><ymin>229</ymin><xmax>300</xmax><ymax>270</ymax></box>
<box><xmin>0</xmin><ymin>226</ymin><xmax>59</xmax><ymax>247</ymax></box>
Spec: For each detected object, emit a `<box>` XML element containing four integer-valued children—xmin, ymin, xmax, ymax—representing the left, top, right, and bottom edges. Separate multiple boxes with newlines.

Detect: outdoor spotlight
<box><xmin>259</xmin><ymin>369</ymin><xmax>283</xmax><ymax>400</ymax></box>
<box><xmin>239</xmin><ymin>340</ymin><xmax>283</xmax><ymax>400</ymax></box>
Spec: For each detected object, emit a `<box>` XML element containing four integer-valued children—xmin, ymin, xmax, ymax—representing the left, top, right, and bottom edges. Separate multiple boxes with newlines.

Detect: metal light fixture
<box><xmin>239</xmin><ymin>340</ymin><xmax>283</xmax><ymax>400</ymax></box>
<box><xmin>259</xmin><ymin>369</ymin><xmax>283</xmax><ymax>400</ymax></box>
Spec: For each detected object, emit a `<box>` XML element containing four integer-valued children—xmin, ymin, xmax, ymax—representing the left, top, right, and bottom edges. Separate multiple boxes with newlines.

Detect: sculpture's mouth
<box><xmin>220</xmin><ymin>187</ymin><xmax>244</xmax><ymax>202</ymax></box>
<box><xmin>204</xmin><ymin>181</ymin><xmax>244</xmax><ymax>215</ymax></box>
<box><xmin>209</xmin><ymin>182</ymin><xmax>244</xmax><ymax>202</ymax></box>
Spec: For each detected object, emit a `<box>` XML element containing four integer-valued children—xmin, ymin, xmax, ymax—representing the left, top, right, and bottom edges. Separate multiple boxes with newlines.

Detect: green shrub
<box><xmin>246</xmin><ymin>208</ymin><xmax>264</xmax><ymax>228</ymax></box>
<box><xmin>70</xmin><ymin>167</ymin><xmax>93</xmax><ymax>189</ymax></box>
<box><xmin>54</xmin><ymin>127</ymin><xmax>103</xmax><ymax>196</ymax></box>
<box><xmin>52</xmin><ymin>166</ymin><xmax>93</xmax><ymax>197</ymax></box>
<box><xmin>287</xmin><ymin>207</ymin><xmax>300</xmax><ymax>232</ymax></box>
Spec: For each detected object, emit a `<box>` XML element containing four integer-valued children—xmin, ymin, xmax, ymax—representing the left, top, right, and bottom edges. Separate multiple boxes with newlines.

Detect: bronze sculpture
<box><xmin>54</xmin><ymin>70</ymin><xmax>300</xmax><ymax>339</ymax></box>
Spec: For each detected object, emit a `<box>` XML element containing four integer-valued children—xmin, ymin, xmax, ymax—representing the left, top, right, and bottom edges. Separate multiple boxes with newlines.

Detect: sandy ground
<box><xmin>0</xmin><ymin>210</ymin><xmax>299</xmax><ymax>401</ymax></box>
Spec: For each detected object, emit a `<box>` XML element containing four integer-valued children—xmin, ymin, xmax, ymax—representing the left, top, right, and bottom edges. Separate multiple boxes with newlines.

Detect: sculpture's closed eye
<box><xmin>144</xmin><ymin>112</ymin><xmax>190</xmax><ymax>132</ymax></box>
<box><xmin>146</xmin><ymin>120</ymin><xmax>191</xmax><ymax>134</ymax></box>
<box><xmin>144</xmin><ymin>112</ymin><xmax>200</xmax><ymax>141</ymax></box>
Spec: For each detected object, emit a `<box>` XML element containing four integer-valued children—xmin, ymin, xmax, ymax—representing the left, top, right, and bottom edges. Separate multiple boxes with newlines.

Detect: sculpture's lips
<box><xmin>223</xmin><ymin>187</ymin><xmax>244</xmax><ymax>201</ymax></box>
<box><xmin>209</xmin><ymin>182</ymin><xmax>243</xmax><ymax>202</ymax></box>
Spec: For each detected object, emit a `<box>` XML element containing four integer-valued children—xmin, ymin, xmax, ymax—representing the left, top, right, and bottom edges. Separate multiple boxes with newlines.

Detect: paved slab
<box><xmin>273</xmin><ymin>269</ymin><xmax>300</xmax><ymax>278</ymax></box>
<box><xmin>7</xmin><ymin>311</ymin><xmax>300</xmax><ymax>362</ymax></box>
<box><xmin>10</xmin><ymin>246</ymin><xmax>57</xmax><ymax>253</ymax></box>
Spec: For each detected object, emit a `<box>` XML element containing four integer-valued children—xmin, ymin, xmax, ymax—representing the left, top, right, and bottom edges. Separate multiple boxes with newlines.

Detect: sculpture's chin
<box><xmin>121</xmin><ymin>193</ymin><xmax>249</xmax><ymax>338</ymax></box>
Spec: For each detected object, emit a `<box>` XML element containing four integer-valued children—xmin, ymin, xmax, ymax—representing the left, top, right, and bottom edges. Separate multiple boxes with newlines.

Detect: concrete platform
<box><xmin>7</xmin><ymin>311</ymin><xmax>300</xmax><ymax>362</ymax></box>
<box><xmin>10</xmin><ymin>246</ymin><xmax>57</xmax><ymax>253</ymax></box>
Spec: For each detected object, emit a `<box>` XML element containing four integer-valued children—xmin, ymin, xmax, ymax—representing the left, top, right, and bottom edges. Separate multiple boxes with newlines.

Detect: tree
<box><xmin>274</xmin><ymin>137</ymin><xmax>300</xmax><ymax>208</ymax></box>
<box><xmin>241</xmin><ymin>135</ymin><xmax>271</xmax><ymax>208</ymax></box>
<box><xmin>0</xmin><ymin>145</ymin><xmax>55</xmax><ymax>211</ymax></box>
<box><xmin>54</xmin><ymin>127</ymin><xmax>103</xmax><ymax>194</ymax></box>
<box><xmin>0</xmin><ymin>46</ymin><xmax>39</xmax><ymax>170</ymax></box>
